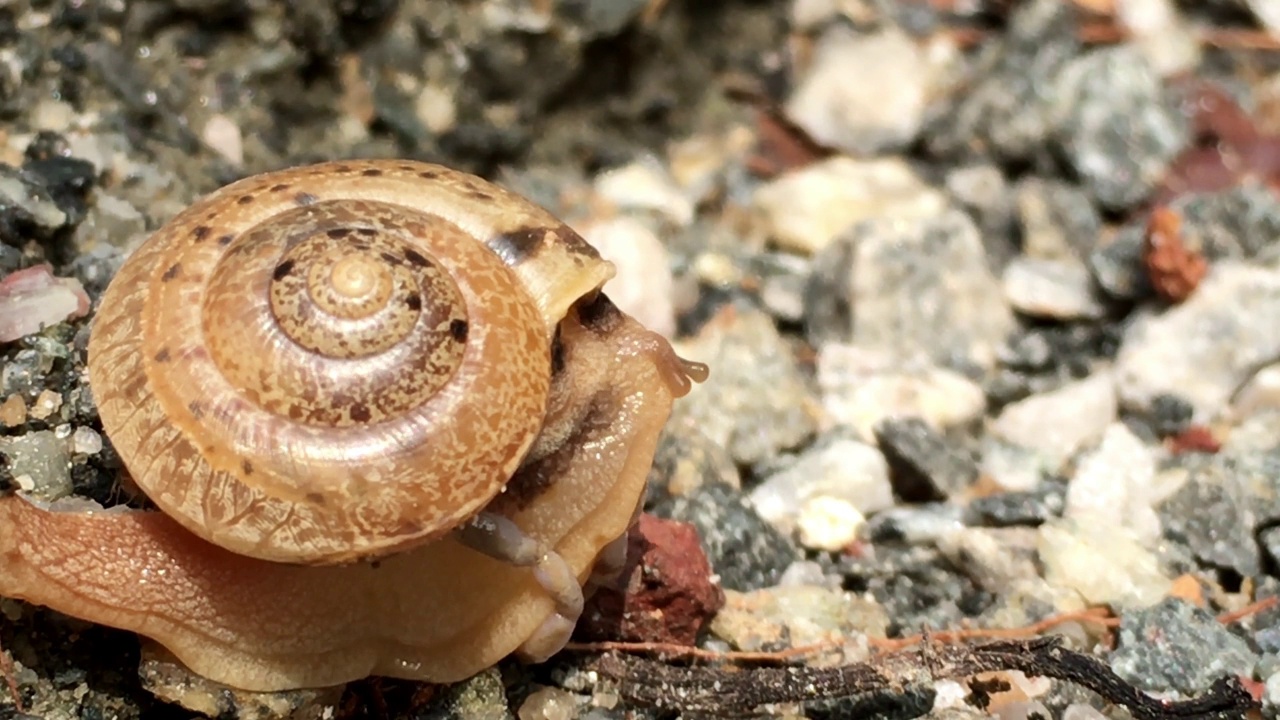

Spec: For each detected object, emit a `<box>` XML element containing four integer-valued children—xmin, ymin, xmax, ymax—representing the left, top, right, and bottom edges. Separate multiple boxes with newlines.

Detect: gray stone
<box><xmin>1110</xmin><ymin>597</ymin><xmax>1259</xmax><ymax>695</ymax></box>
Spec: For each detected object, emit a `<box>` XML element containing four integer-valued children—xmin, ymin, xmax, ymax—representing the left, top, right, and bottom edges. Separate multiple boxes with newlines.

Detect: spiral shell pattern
<box><xmin>87</xmin><ymin>160</ymin><xmax>614</xmax><ymax>564</ymax></box>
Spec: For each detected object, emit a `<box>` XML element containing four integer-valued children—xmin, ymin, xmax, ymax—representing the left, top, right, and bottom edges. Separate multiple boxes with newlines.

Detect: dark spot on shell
<box><xmin>273</xmin><ymin>259</ymin><xmax>296</xmax><ymax>280</ymax></box>
<box><xmin>404</xmin><ymin>249</ymin><xmax>430</xmax><ymax>267</ymax></box>
<box><xmin>489</xmin><ymin>227</ymin><xmax>547</xmax><ymax>265</ymax></box>
<box><xmin>218</xmin><ymin>234</ymin><xmax>234</xmax><ymax>246</ymax></box>
<box><xmin>269</xmin><ymin>183</ymin><xmax>291</xmax><ymax>192</ymax></box>
<box><xmin>550</xmin><ymin>327</ymin><xmax>565</xmax><ymax>375</ymax></box>
<box><xmin>187</xmin><ymin>401</ymin><xmax>205</xmax><ymax>419</ymax></box>
<box><xmin>295</xmin><ymin>192</ymin><xmax>319</xmax><ymax>206</ymax></box>
<box><xmin>241</xmin><ymin>459</ymin><xmax>254</xmax><ymax>476</ymax></box>
<box><xmin>305</xmin><ymin>492</ymin><xmax>327</xmax><ymax>506</ymax></box>
<box><xmin>193</xmin><ymin>225</ymin><xmax>211</xmax><ymax>241</ymax></box>
<box><xmin>405</xmin><ymin>294</ymin><xmax>422</xmax><ymax>311</ymax></box>
<box><xmin>161</xmin><ymin>263</ymin><xmax>182</xmax><ymax>281</ymax></box>
<box><xmin>237</xmin><ymin>195</ymin><xmax>255</xmax><ymax>205</ymax></box>
<box><xmin>326</xmin><ymin>228</ymin><xmax>352</xmax><ymax>239</ymax></box>
<box><xmin>418</xmin><ymin>170</ymin><xmax>440</xmax><ymax>180</ymax></box>
<box><xmin>350</xmin><ymin>403</ymin><xmax>372</xmax><ymax>422</ymax></box>
<box><xmin>356</xmin><ymin>228</ymin><xmax>377</xmax><ymax>237</ymax></box>
<box><xmin>361</xmin><ymin>168</ymin><xmax>383</xmax><ymax>177</ymax></box>
<box><xmin>467</xmin><ymin>189</ymin><xmax>494</xmax><ymax>200</ymax></box>
<box><xmin>450</xmin><ymin>319</ymin><xmax>468</xmax><ymax>342</ymax></box>
<box><xmin>335</xmin><ymin>164</ymin><xmax>352</xmax><ymax>173</ymax></box>
<box><xmin>577</xmin><ymin>292</ymin><xmax>622</xmax><ymax>334</ymax></box>
<box><xmin>153</xmin><ymin>347</ymin><xmax>171</xmax><ymax>363</ymax></box>
<box><xmin>379</xmin><ymin>251</ymin><xmax>401</xmax><ymax>265</ymax></box>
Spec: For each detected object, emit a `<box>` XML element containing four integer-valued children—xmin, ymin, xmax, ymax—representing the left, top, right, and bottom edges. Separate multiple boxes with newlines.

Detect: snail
<box><xmin>0</xmin><ymin>159</ymin><xmax>708</xmax><ymax>693</ymax></box>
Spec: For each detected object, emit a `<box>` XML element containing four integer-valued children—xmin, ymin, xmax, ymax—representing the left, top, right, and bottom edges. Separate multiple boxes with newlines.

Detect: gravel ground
<box><xmin>4</xmin><ymin>0</ymin><xmax>1280</xmax><ymax>718</ymax></box>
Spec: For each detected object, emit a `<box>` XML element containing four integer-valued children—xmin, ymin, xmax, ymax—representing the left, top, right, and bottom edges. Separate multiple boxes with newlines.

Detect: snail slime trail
<box><xmin>0</xmin><ymin>159</ymin><xmax>707</xmax><ymax>694</ymax></box>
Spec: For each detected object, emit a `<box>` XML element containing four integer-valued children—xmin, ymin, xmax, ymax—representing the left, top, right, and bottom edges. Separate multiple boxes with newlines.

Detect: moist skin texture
<box><xmin>0</xmin><ymin>159</ymin><xmax>709</xmax><ymax>692</ymax></box>
<box><xmin>0</xmin><ymin>292</ymin><xmax>704</xmax><ymax>692</ymax></box>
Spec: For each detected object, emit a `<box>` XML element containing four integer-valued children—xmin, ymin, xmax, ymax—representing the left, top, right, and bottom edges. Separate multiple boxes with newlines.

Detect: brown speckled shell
<box><xmin>87</xmin><ymin>159</ymin><xmax>615</xmax><ymax>565</ymax></box>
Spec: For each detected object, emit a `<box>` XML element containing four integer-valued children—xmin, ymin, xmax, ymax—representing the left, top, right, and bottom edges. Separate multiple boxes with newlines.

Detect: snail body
<box><xmin>0</xmin><ymin>159</ymin><xmax>707</xmax><ymax>692</ymax></box>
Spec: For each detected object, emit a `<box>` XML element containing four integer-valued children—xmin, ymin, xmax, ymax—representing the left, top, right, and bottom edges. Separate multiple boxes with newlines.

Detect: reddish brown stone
<box><xmin>1166</xmin><ymin>426</ymin><xmax>1221</xmax><ymax>455</ymax></box>
<box><xmin>1143</xmin><ymin>206</ymin><xmax>1206</xmax><ymax>303</ymax></box>
<box><xmin>575</xmin><ymin>514</ymin><xmax>725</xmax><ymax>646</ymax></box>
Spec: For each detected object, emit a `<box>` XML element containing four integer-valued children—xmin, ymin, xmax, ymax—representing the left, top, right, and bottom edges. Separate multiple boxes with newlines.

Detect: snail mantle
<box><xmin>0</xmin><ymin>159</ymin><xmax>707</xmax><ymax>695</ymax></box>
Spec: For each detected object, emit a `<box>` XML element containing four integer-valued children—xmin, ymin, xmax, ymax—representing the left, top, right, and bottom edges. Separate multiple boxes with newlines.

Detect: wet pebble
<box><xmin>645</xmin><ymin>425</ymin><xmax>740</xmax><ymax>501</ymax></box>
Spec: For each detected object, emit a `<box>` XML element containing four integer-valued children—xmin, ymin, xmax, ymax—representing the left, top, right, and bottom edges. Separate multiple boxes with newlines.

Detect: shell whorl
<box><xmin>86</xmin><ymin>160</ymin><xmax>615</xmax><ymax>564</ymax></box>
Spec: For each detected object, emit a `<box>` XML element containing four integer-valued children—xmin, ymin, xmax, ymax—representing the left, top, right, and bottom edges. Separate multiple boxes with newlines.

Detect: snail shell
<box><xmin>0</xmin><ymin>159</ymin><xmax>708</xmax><ymax>693</ymax></box>
<box><xmin>87</xmin><ymin>160</ymin><xmax>616</xmax><ymax>564</ymax></box>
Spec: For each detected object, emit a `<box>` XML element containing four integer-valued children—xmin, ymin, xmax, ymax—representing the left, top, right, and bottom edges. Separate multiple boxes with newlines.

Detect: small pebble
<box><xmin>784</xmin><ymin>25</ymin><xmax>934</xmax><ymax>155</ymax></box>
<box><xmin>0</xmin><ymin>394</ymin><xmax>26</xmax><ymax>427</ymax></box>
<box><xmin>70</xmin><ymin>426</ymin><xmax>102</xmax><ymax>455</ymax></box>
<box><xmin>581</xmin><ymin>215</ymin><xmax>676</xmax><ymax>339</ymax></box>
<box><xmin>749</xmin><ymin>430</ymin><xmax>894</xmax><ymax>536</ymax></box>
<box><xmin>1064</xmin><ymin>422</ymin><xmax>1163</xmax><ymax>543</ymax></box>
<box><xmin>650</xmin><ymin>482</ymin><xmax>800</xmax><ymax>593</ymax></box>
<box><xmin>989</xmin><ymin>371</ymin><xmax>1117</xmax><ymax>469</ymax></box>
<box><xmin>753</xmin><ymin>156</ymin><xmax>947</xmax><ymax>255</ymax></box>
<box><xmin>815</xmin><ymin>345</ymin><xmax>987</xmax><ymax>441</ymax></box>
<box><xmin>593</xmin><ymin>157</ymin><xmax>694</xmax><ymax>226</ymax></box>
<box><xmin>874</xmin><ymin>417</ymin><xmax>977</xmax><ymax>501</ymax></box>
<box><xmin>0</xmin><ymin>265</ymin><xmax>91</xmax><ymax>343</ymax></box>
<box><xmin>1002</xmin><ymin>257</ymin><xmax>1108</xmax><ymax>320</ymax></box>
<box><xmin>0</xmin><ymin>430</ymin><xmax>72</xmax><ymax>499</ymax></box>
<box><xmin>1038</xmin><ymin>519</ymin><xmax>1170</xmax><ymax>610</ymax></box>
<box><xmin>709</xmin><ymin>584</ymin><xmax>888</xmax><ymax>654</ymax></box>
<box><xmin>1110</xmin><ymin>597</ymin><xmax>1259</xmax><ymax>695</ymax></box>
<box><xmin>670</xmin><ymin>305</ymin><xmax>817</xmax><ymax>465</ymax></box>
<box><xmin>1116</xmin><ymin>262</ymin><xmax>1280</xmax><ymax>420</ymax></box>
<box><xmin>517</xmin><ymin>686</ymin><xmax>580</xmax><ymax>720</ymax></box>
<box><xmin>28</xmin><ymin>388</ymin><xmax>63</xmax><ymax>420</ymax></box>
<box><xmin>796</xmin><ymin>496</ymin><xmax>864</xmax><ymax>552</ymax></box>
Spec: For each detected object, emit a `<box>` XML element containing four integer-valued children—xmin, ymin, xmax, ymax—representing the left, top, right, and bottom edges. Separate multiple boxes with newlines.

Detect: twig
<box><xmin>589</xmin><ymin>636</ymin><xmax>1257</xmax><ymax>719</ymax></box>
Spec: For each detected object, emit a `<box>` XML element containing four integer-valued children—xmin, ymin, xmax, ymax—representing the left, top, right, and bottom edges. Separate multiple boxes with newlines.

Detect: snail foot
<box><xmin>456</xmin><ymin>511</ymin><xmax>585</xmax><ymax>661</ymax></box>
